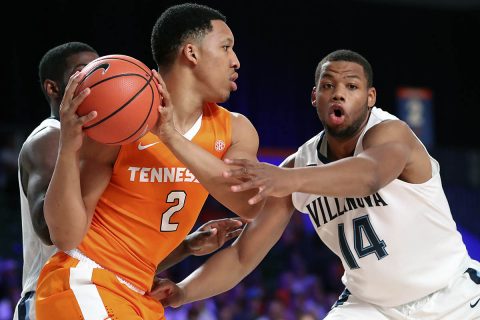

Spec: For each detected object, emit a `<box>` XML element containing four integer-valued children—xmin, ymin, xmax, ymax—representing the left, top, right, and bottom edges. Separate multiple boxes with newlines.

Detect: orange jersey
<box><xmin>77</xmin><ymin>103</ymin><xmax>232</xmax><ymax>292</ymax></box>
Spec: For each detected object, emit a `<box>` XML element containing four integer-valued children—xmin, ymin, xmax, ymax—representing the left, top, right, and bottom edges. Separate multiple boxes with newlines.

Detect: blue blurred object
<box><xmin>396</xmin><ymin>87</ymin><xmax>435</xmax><ymax>150</ymax></box>
<box><xmin>459</xmin><ymin>225</ymin><xmax>480</xmax><ymax>261</ymax></box>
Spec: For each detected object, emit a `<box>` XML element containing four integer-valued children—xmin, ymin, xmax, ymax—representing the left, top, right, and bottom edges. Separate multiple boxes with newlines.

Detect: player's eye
<box><xmin>321</xmin><ymin>83</ymin><xmax>334</xmax><ymax>89</ymax></box>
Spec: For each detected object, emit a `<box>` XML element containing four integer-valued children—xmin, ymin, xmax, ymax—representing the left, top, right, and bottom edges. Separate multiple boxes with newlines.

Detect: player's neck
<box><xmin>161</xmin><ymin>69</ymin><xmax>204</xmax><ymax>133</ymax></box>
<box><xmin>325</xmin><ymin>109</ymin><xmax>371</xmax><ymax>160</ymax></box>
<box><xmin>172</xmin><ymin>107</ymin><xmax>203</xmax><ymax>135</ymax></box>
<box><xmin>325</xmin><ymin>133</ymin><xmax>362</xmax><ymax>160</ymax></box>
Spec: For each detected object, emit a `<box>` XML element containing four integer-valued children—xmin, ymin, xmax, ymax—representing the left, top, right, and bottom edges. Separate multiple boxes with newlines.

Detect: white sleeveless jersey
<box><xmin>18</xmin><ymin>118</ymin><xmax>58</xmax><ymax>296</ymax></box>
<box><xmin>292</xmin><ymin>107</ymin><xmax>469</xmax><ymax>307</ymax></box>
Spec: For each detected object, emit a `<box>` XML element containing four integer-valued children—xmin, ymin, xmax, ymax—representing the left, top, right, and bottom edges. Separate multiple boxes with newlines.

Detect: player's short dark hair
<box><xmin>151</xmin><ymin>3</ymin><xmax>226</xmax><ymax>71</ymax></box>
<box><xmin>315</xmin><ymin>49</ymin><xmax>373</xmax><ymax>87</ymax></box>
<box><xmin>38</xmin><ymin>41</ymin><xmax>97</xmax><ymax>99</ymax></box>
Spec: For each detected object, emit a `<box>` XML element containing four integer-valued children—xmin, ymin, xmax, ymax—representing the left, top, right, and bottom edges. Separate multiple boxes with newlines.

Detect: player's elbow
<box><xmin>359</xmin><ymin>168</ymin><xmax>383</xmax><ymax>196</ymax></box>
<box><xmin>52</xmin><ymin>238</ymin><xmax>80</xmax><ymax>251</ymax></box>
<box><xmin>50</xmin><ymin>229</ymin><xmax>83</xmax><ymax>251</ymax></box>
<box><xmin>238</xmin><ymin>199</ymin><xmax>265</xmax><ymax>220</ymax></box>
<box><xmin>232</xmin><ymin>250</ymin><xmax>253</xmax><ymax>282</ymax></box>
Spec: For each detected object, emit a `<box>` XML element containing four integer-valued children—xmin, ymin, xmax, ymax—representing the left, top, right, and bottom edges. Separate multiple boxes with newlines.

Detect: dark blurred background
<box><xmin>1</xmin><ymin>0</ymin><xmax>480</xmax><ymax>319</ymax></box>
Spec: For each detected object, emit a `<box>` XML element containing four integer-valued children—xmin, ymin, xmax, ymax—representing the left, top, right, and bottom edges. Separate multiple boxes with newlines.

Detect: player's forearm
<box><xmin>293</xmin><ymin>157</ymin><xmax>381</xmax><ymax>197</ymax></box>
<box><xmin>177</xmin><ymin>245</ymin><xmax>246</xmax><ymax>305</ymax></box>
<box><xmin>156</xmin><ymin>240</ymin><xmax>190</xmax><ymax>273</ymax></box>
<box><xmin>162</xmin><ymin>132</ymin><xmax>262</xmax><ymax>219</ymax></box>
<box><xmin>178</xmin><ymin>227</ymin><xmax>284</xmax><ymax>305</ymax></box>
<box><xmin>178</xmin><ymin>197</ymin><xmax>293</xmax><ymax>305</ymax></box>
<box><xmin>44</xmin><ymin>152</ymin><xmax>89</xmax><ymax>250</ymax></box>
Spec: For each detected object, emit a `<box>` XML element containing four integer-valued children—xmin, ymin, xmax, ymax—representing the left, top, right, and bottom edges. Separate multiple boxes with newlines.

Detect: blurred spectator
<box><xmin>0</xmin><ymin>132</ymin><xmax>19</xmax><ymax>208</ymax></box>
<box><xmin>0</xmin><ymin>259</ymin><xmax>20</xmax><ymax>320</ymax></box>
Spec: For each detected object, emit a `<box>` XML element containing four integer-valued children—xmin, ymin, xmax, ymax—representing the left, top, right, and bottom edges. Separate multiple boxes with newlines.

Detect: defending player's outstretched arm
<box><xmin>224</xmin><ymin>120</ymin><xmax>424</xmax><ymax>204</ymax></box>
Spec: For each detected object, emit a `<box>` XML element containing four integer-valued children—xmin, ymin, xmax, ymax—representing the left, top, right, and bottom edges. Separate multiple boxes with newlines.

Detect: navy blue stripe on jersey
<box><xmin>316</xmin><ymin>133</ymin><xmax>330</xmax><ymax>164</ymax></box>
<box><xmin>17</xmin><ymin>291</ymin><xmax>34</xmax><ymax>320</ymax></box>
<box><xmin>466</xmin><ymin>268</ymin><xmax>480</xmax><ymax>284</ymax></box>
<box><xmin>332</xmin><ymin>288</ymin><xmax>351</xmax><ymax>308</ymax></box>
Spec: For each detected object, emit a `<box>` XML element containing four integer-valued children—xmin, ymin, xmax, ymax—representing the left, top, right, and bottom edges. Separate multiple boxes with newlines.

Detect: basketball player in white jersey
<box><xmin>14</xmin><ymin>41</ymin><xmax>245</xmax><ymax>320</ymax></box>
<box><xmin>152</xmin><ymin>49</ymin><xmax>480</xmax><ymax>319</ymax></box>
<box><xmin>13</xmin><ymin>42</ymin><xmax>99</xmax><ymax>320</ymax></box>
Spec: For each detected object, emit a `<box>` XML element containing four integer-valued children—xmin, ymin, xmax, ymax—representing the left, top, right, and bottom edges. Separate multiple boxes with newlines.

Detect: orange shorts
<box><xmin>36</xmin><ymin>250</ymin><xmax>165</xmax><ymax>320</ymax></box>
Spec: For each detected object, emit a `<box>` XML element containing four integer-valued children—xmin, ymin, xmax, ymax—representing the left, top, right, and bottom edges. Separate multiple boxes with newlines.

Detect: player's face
<box><xmin>312</xmin><ymin>61</ymin><xmax>376</xmax><ymax>139</ymax></box>
<box><xmin>59</xmin><ymin>51</ymin><xmax>99</xmax><ymax>95</ymax></box>
<box><xmin>194</xmin><ymin>20</ymin><xmax>240</xmax><ymax>103</ymax></box>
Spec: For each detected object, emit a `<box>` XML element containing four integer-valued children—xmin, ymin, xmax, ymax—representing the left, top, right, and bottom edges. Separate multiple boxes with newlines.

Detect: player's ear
<box><xmin>183</xmin><ymin>44</ymin><xmax>198</xmax><ymax>65</ymax></box>
<box><xmin>367</xmin><ymin>87</ymin><xmax>376</xmax><ymax>108</ymax></box>
<box><xmin>45</xmin><ymin>80</ymin><xmax>60</xmax><ymax>99</ymax></box>
<box><xmin>311</xmin><ymin>86</ymin><xmax>317</xmax><ymax>107</ymax></box>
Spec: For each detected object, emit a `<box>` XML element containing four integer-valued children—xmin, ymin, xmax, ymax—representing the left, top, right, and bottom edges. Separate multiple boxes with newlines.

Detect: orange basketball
<box><xmin>75</xmin><ymin>54</ymin><xmax>160</xmax><ymax>145</ymax></box>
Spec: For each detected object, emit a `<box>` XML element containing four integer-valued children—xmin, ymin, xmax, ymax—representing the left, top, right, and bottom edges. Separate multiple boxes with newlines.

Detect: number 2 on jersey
<box><xmin>338</xmin><ymin>214</ymin><xmax>388</xmax><ymax>269</ymax></box>
<box><xmin>160</xmin><ymin>191</ymin><xmax>186</xmax><ymax>232</ymax></box>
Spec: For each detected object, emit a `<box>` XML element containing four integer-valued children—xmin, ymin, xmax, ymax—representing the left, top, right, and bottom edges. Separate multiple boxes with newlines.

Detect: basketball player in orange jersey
<box><xmin>36</xmin><ymin>3</ymin><xmax>262</xmax><ymax>319</ymax></box>
<box><xmin>14</xmin><ymin>41</ymin><xmax>245</xmax><ymax>320</ymax></box>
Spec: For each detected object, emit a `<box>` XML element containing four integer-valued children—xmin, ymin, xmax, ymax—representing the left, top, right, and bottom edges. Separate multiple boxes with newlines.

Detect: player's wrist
<box><xmin>282</xmin><ymin>167</ymin><xmax>299</xmax><ymax>194</ymax></box>
<box><xmin>154</xmin><ymin>124</ymin><xmax>179</xmax><ymax>145</ymax></box>
<box><xmin>174</xmin><ymin>282</ymin><xmax>188</xmax><ymax>307</ymax></box>
<box><xmin>182</xmin><ymin>237</ymin><xmax>194</xmax><ymax>256</ymax></box>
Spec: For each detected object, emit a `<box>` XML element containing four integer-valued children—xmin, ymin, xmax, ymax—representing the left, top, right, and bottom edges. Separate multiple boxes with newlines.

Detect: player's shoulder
<box><xmin>21</xmin><ymin>125</ymin><xmax>60</xmax><ymax>158</ymax></box>
<box><xmin>366</xmin><ymin>118</ymin><xmax>413</xmax><ymax>140</ymax></box>
<box><xmin>19</xmin><ymin>124</ymin><xmax>60</xmax><ymax>172</ymax></box>
<box><xmin>368</xmin><ymin>107</ymin><xmax>405</xmax><ymax>132</ymax></box>
<box><xmin>81</xmin><ymin>137</ymin><xmax>120</xmax><ymax>166</ymax></box>
<box><xmin>230</xmin><ymin>111</ymin><xmax>258</xmax><ymax>136</ymax></box>
<box><xmin>230</xmin><ymin>111</ymin><xmax>250</xmax><ymax>123</ymax></box>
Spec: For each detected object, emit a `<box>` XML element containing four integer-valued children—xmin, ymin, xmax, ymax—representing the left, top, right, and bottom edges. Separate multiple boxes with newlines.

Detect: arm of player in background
<box><xmin>152</xmin><ymin>70</ymin><xmax>264</xmax><ymax>220</ymax></box>
<box><xmin>19</xmin><ymin>126</ymin><xmax>60</xmax><ymax>245</ymax></box>
<box><xmin>44</xmin><ymin>71</ymin><xmax>119</xmax><ymax>251</ymax></box>
<box><xmin>155</xmin><ymin>217</ymin><xmax>246</xmax><ymax>274</ymax></box>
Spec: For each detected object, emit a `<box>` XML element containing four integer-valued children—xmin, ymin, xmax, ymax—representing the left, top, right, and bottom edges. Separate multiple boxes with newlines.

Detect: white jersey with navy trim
<box><xmin>292</xmin><ymin>107</ymin><xmax>469</xmax><ymax>307</ymax></box>
<box><xmin>18</xmin><ymin>118</ymin><xmax>59</xmax><ymax>297</ymax></box>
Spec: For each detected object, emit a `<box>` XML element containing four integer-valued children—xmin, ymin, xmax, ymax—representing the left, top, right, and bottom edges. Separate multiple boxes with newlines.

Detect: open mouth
<box><xmin>331</xmin><ymin>105</ymin><xmax>345</xmax><ymax>117</ymax></box>
<box><xmin>329</xmin><ymin>105</ymin><xmax>345</xmax><ymax>124</ymax></box>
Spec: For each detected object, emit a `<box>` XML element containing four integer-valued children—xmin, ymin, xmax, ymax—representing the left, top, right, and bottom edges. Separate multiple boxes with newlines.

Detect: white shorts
<box><xmin>325</xmin><ymin>259</ymin><xmax>480</xmax><ymax>320</ymax></box>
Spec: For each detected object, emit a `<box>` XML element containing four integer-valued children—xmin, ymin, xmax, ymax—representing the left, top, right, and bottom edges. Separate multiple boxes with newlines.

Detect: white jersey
<box><xmin>292</xmin><ymin>107</ymin><xmax>469</xmax><ymax>307</ymax></box>
<box><xmin>18</xmin><ymin>118</ymin><xmax>59</xmax><ymax>297</ymax></box>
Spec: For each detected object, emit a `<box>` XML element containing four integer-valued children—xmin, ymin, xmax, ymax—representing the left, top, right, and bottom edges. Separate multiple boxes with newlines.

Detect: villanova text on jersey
<box><xmin>305</xmin><ymin>192</ymin><xmax>388</xmax><ymax>228</ymax></box>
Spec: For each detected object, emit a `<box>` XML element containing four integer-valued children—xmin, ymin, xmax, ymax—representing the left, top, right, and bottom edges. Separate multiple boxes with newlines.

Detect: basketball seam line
<box><xmin>83</xmin><ymin>73</ymin><xmax>153</xmax><ymax>131</ymax></box>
